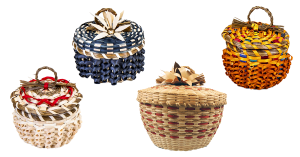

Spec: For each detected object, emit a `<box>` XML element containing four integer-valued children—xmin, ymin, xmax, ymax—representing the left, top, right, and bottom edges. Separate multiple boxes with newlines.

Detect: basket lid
<box><xmin>73</xmin><ymin>8</ymin><xmax>145</xmax><ymax>60</ymax></box>
<box><xmin>221</xmin><ymin>6</ymin><xmax>289</xmax><ymax>56</ymax></box>
<box><xmin>10</xmin><ymin>66</ymin><xmax>83</xmax><ymax>119</ymax></box>
<box><xmin>137</xmin><ymin>63</ymin><xmax>227</xmax><ymax>107</ymax></box>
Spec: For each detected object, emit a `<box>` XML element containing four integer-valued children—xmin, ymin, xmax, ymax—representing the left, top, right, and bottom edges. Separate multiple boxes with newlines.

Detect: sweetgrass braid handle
<box><xmin>247</xmin><ymin>6</ymin><xmax>273</xmax><ymax>26</ymax></box>
<box><xmin>182</xmin><ymin>66</ymin><xmax>195</xmax><ymax>74</ymax></box>
<box><xmin>94</xmin><ymin>8</ymin><xmax>117</xmax><ymax>26</ymax></box>
<box><xmin>35</xmin><ymin>66</ymin><xmax>58</xmax><ymax>85</ymax></box>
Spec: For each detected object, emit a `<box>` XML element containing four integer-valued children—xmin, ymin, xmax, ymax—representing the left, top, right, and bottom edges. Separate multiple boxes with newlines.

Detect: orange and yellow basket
<box><xmin>222</xmin><ymin>6</ymin><xmax>293</xmax><ymax>89</ymax></box>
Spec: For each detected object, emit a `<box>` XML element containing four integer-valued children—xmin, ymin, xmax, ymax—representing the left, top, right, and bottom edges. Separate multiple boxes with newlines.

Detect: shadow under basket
<box><xmin>137</xmin><ymin>85</ymin><xmax>227</xmax><ymax>151</ymax></box>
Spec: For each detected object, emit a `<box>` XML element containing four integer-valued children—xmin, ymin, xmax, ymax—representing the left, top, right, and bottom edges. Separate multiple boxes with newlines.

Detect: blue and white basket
<box><xmin>72</xmin><ymin>8</ymin><xmax>145</xmax><ymax>85</ymax></box>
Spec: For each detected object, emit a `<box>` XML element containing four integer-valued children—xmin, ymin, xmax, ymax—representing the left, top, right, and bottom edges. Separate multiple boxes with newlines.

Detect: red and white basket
<box><xmin>10</xmin><ymin>66</ymin><xmax>83</xmax><ymax>148</ymax></box>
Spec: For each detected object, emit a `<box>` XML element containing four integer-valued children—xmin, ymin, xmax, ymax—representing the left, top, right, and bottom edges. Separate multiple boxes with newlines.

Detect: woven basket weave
<box><xmin>137</xmin><ymin>63</ymin><xmax>227</xmax><ymax>151</ymax></box>
<box><xmin>72</xmin><ymin>8</ymin><xmax>145</xmax><ymax>85</ymax></box>
<box><xmin>10</xmin><ymin>67</ymin><xmax>83</xmax><ymax>148</ymax></box>
<box><xmin>221</xmin><ymin>6</ymin><xmax>293</xmax><ymax>89</ymax></box>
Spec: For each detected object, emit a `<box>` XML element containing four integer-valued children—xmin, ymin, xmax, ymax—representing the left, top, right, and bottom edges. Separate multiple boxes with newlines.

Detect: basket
<box><xmin>137</xmin><ymin>63</ymin><xmax>227</xmax><ymax>151</ymax></box>
<box><xmin>72</xmin><ymin>8</ymin><xmax>145</xmax><ymax>85</ymax></box>
<box><xmin>221</xmin><ymin>6</ymin><xmax>293</xmax><ymax>89</ymax></box>
<box><xmin>10</xmin><ymin>67</ymin><xmax>83</xmax><ymax>148</ymax></box>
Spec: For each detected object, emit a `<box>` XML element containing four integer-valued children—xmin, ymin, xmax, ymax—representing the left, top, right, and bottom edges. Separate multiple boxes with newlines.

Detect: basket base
<box><xmin>148</xmin><ymin>132</ymin><xmax>214</xmax><ymax>151</ymax></box>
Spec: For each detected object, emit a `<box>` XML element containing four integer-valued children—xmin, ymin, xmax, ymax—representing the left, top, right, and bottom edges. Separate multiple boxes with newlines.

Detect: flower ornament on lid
<box><xmin>87</xmin><ymin>8</ymin><xmax>131</xmax><ymax>41</ymax></box>
<box><xmin>156</xmin><ymin>62</ymin><xmax>205</xmax><ymax>86</ymax></box>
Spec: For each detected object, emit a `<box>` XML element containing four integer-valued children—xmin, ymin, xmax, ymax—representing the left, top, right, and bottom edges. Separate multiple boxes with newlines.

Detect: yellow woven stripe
<box><xmin>276</xmin><ymin>48</ymin><xmax>282</xmax><ymax>54</ymax></box>
<box><xmin>279</xmin><ymin>54</ymin><xmax>287</xmax><ymax>60</ymax></box>
<box><xmin>265</xmin><ymin>45</ymin><xmax>272</xmax><ymax>49</ymax></box>
<box><xmin>269</xmin><ymin>60</ymin><xmax>278</xmax><ymax>64</ymax></box>
<box><xmin>252</xmin><ymin>50</ymin><xmax>260</xmax><ymax>57</ymax></box>
<box><xmin>252</xmin><ymin>45</ymin><xmax>259</xmax><ymax>49</ymax></box>
<box><xmin>233</xmin><ymin>45</ymin><xmax>238</xmax><ymax>52</ymax></box>
<box><xmin>273</xmin><ymin>43</ymin><xmax>282</xmax><ymax>47</ymax></box>
<box><xmin>241</xmin><ymin>43</ymin><xmax>247</xmax><ymax>49</ymax></box>
<box><xmin>248</xmin><ymin>56</ymin><xmax>261</xmax><ymax>60</ymax></box>
<box><xmin>233</xmin><ymin>51</ymin><xmax>240</xmax><ymax>56</ymax></box>
<box><xmin>243</xmin><ymin>50</ymin><xmax>249</xmax><ymax>56</ymax></box>
<box><xmin>240</xmin><ymin>57</ymin><xmax>248</xmax><ymax>62</ymax></box>
<box><xmin>249</xmin><ymin>62</ymin><xmax>260</xmax><ymax>66</ymax></box>
<box><xmin>258</xmin><ymin>59</ymin><xmax>271</xmax><ymax>63</ymax></box>
<box><xmin>265</xmin><ymin>50</ymin><xmax>272</xmax><ymax>56</ymax></box>
<box><xmin>269</xmin><ymin>54</ymin><xmax>280</xmax><ymax>59</ymax></box>
<box><xmin>230</xmin><ymin>38</ymin><xmax>234</xmax><ymax>45</ymax></box>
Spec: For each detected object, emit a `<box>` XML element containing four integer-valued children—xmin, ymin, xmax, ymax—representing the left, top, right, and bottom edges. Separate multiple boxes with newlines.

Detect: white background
<box><xmin>0</xmin><ymin>0</ymin><xmax>299</xmax><ymax>156</ymax></box>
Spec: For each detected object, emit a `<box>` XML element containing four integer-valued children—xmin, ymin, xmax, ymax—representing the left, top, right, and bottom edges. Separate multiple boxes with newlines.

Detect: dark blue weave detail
<box><xmin>74</xmin><ymin>48</ymin><xmax>145</xmax><ymax>85</ymax></box>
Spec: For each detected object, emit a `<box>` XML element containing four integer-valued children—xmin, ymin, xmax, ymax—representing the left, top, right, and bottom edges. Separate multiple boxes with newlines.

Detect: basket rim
<box><xmin>73</xmin><ymin>39</ymin><xmax>145</xmax><ymax>60</ymax></box>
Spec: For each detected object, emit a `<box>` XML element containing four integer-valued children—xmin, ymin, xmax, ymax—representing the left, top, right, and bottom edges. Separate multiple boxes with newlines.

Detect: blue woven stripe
<box><xmin>74</xmin><ymin>48</ymin><xmax>146</xmax><ymax>85</ymax></box>
<box><xmin>240</xmin><ymin>54</ymin><xmax>247</xmax><ymax>58</ymax></box>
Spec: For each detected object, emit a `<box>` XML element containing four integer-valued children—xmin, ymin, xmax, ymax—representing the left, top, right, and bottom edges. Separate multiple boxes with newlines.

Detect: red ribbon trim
<box><xmin>20</xmin><ymin>77</ymin><xmax>73</xmax><ymax>106</ymax></box>
<box><xmin>44</xmin><ymin>82</ymin><xmax>49</xmax><ymax>89</ymax></box>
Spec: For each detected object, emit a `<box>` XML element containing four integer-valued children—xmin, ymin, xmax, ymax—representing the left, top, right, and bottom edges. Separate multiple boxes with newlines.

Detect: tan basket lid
<box><xmin>137</xmin><ymin>62</ymin><xmax>227</xmax><ymax>107</ymax></box>
<box><xmin>10</xmin><ymin>67</ymin><xmax>83</xmax><ymax>119</ymax></box>
<box><xmin>137</xmin><ymin>85</ymin><xmax>227</xmax><ymax>107</ymax></box>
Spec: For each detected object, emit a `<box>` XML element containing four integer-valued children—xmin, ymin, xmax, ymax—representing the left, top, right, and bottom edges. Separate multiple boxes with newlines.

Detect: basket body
<box><xmin>137</xmin><ymin>85</ymin><xmax>226</xmax><ymax>151</ymax></box>
<box><xmin>13</xmin><ymin>109</ymin><xmax>81</xmax><ymax>148</ymax></box>
<box><xmin>140</xmin><ymin>103</ymin><xmax>223</xmax><ymax>151</ymax></box>
<box><xmin>74</xmin><ymin>48</ymin><xmax>145</xmax><ymax>85</ymax></box>
<box><xmin>72</xmin><ymin>20</ymin><xmax>145</xmax><ymax>85</ymax></box>
<box><xmin>222</xmin><ymin>23</ymin><xmax>292</xmax><ymax>89</ymax></box>
<box><xmin>222</xmin><ymin>47</ymin><xmax>291</xmax><ymax>89</ymax></box>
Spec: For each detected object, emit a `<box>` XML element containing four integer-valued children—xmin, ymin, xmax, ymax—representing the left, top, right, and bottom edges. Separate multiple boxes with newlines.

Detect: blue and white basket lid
<box><xmin>73</xmin><ymin>8</ymin><xmax>145</xmax><ymax>60</ymax></box>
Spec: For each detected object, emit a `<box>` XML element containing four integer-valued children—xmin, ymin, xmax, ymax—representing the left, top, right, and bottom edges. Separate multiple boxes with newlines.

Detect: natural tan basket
<box><xmin>10</xmin><ymin>66</ymin><xmax>83</xmax><ymax>148</ymax></box>
<box><xmin>137</xmin><ymin>63</ymin><xmax>227</xmax><ymax>151</ymax></box>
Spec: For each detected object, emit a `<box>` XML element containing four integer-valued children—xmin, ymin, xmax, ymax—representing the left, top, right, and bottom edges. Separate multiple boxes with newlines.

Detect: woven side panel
<box><xmin>74</xmin><ymin>48</ymin><xmax>145</xmax><ymax>85</ymax></box>
<box><xmin>139</xmin><ymin>103</ymin><xmax>224</xmax><ymax>151</ymax></box>
<box><xmin>222</xmin><ymin>48</ymin><xmax>292</xmax><ymax>89</ymax></box>
<box><xmin>13</xmin><ymin>111</ymin><xmax>82</xmax><ymax>148</ymax></box>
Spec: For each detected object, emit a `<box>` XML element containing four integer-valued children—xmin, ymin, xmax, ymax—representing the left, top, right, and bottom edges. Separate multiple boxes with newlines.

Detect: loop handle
<box><xmin>247</xmin><ymin>6</ymin><xmax>273</xmax><ymax>26</ymax></box>
<box><xmin>94</xmin><ymin>8</ymin><xmax>117</xmax><ymax>26</ymax></box>
<box><xmin>35</xmin><ymin>66</ymin><xmax>58</xmax><ymax>85</ymax></box>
